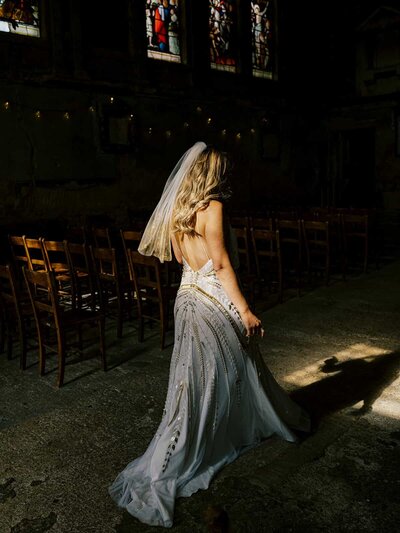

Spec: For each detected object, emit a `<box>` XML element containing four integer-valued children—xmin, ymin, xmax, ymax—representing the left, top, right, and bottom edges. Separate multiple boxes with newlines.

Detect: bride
<box><xmin>109</xmin><ymin>142</ymin><xmax>310</xmax><ymax>528</ymax></box>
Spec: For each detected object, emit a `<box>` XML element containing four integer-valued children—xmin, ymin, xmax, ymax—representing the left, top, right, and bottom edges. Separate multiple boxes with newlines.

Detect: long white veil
<box><xmin>138</xmin><ymin>141</ymin><xmax>207</xmax><ymax>262</ymax></box>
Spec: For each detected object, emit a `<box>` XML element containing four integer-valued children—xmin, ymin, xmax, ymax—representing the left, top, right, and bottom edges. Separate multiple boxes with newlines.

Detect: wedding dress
<box><xmin>109</xmin><ymin>252</ymin><xmax>310</xmax><ymax>528</ymax></box>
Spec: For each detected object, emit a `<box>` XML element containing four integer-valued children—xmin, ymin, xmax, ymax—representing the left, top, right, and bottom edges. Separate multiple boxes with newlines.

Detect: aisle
<box><xmin>0</xmin><ymin>261</ymin><xmax>399</xmax><ymax>532</ymax></box>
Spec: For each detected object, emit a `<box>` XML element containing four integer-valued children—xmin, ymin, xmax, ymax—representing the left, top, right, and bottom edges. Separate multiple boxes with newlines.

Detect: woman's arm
<box><xmin>203</xmin><ymin>201</ymin><xmax>263</xmax><ymax>337</ymax></box>
<box><xmin>171</xmin><ymin>233</ymin><xmax>183</xmax><ymax>264</ymax></box>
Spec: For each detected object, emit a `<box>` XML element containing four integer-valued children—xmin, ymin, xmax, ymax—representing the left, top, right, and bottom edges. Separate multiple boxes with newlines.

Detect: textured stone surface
<box><xmin>0</xmin><ymin>261</ymin><xmax>399</xmax><ymax>532</ymax></box>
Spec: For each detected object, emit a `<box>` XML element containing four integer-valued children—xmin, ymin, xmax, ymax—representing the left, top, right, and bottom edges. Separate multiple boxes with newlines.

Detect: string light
<box><xmin>0</xmin><ymin>100</ymin><xmax>259</xmax><ymax>143</ymax></box>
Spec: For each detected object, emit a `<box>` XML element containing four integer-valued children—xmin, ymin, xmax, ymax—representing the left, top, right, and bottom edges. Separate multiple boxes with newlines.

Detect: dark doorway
<box><xmin>339</xmin><ymin>128</ymin><xmax>376</xmax><ymax>207</ymax></box>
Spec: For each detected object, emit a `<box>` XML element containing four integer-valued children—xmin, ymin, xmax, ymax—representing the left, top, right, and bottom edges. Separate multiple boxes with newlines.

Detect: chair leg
<box><xmin>99</xmin><ymin>318</ymin><xmax>107</xmax><ymax>371</ymax></box>
<box><xmin>278</xmin><ymin>267</ymin><xmax>283</xmax><ymax>304</ymax></box>
<box><xmin>325</xmin><ymin>254</ymin><xmax>331</xmax><ymax>286</ymax></box>
<box><xmin>38</xmin><ymin>328</ymin><xmax>46</xmax><ymax>376</ymax></box>
<box><xmin>117</xmin><ymin>291</ymin><xmax>123</xmax><ymax>339</ymax></box>
<box><xmin>160</xmin><ymin>303</ymin><xmax>166</xmax><ymax>350</ymax></box>
<box><xmin>18</xmin><ymin>321</ymin><xmax>27</xmax><ymax>370</ymax></box>
<box><xmin>57</xmin><ymin>333</ymin><xmax>66</xmax><ymax>388</ymax></box>
<box><xmin>364</xmin><ymin>239</ymin><xmax>368</xmax><ymax>273</ymax></box>
<box><xmin>0</xmin><ymin>317</ymin><xmax>5</xmax><ymax>354</ymax></box>
<box><xmin>6</xmin><ymin>326</ymin><xmax>13</xmax><ymax>360</ymax></box>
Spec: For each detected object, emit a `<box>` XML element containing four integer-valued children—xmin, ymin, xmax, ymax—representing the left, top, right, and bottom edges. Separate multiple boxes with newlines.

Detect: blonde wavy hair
<box><xmin>171</xmin><ymin>146</ymin><xmax>228</xmax><ymax>237</ymax></box>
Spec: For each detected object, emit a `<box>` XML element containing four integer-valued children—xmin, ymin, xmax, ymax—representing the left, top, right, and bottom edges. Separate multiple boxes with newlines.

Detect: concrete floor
<box><xmin>0</xmin><ymin>260</ymin><xmax>399</xmax><ymax>532</ymax></box>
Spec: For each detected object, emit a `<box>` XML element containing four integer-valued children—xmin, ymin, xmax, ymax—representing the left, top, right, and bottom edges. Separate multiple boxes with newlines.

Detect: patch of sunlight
<box><xmin>282</xmin><ymin>343</ymin><xmax>391</xmax><ymax>387</ymax></box>
<box><xmin>372</xmin><ymin>397</ymin><xmax>400</xmax><ymax>419</ymax></box>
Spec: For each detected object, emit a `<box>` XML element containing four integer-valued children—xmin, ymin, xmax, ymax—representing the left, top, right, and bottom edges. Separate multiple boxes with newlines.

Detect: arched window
<box><xmin>209</xmin><ymin>0</ymin><xmax>238</xmax><ymax>72</ymax></box>
<box><xmin>146</xmin><ymin>0</ymin><xmax>181</xmax><ymax>63</ymax></box>
<box><xmin>0</xmin><ymin>0</ymin><xmax>40</xmax><ymax>37</ymax></box>
<box><xmin>251</xmin><ymin>1</ymin><xmax>275</xmax><ymax>78</ymax></box>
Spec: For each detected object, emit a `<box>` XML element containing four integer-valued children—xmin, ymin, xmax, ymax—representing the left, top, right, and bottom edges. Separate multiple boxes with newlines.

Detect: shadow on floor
<box><xmin>291</xmin><ymin>351</ymin><xmax>400</xmax><ymax>425</ymax></box>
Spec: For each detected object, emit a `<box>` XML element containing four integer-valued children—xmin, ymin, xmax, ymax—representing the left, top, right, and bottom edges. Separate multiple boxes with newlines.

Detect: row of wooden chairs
<box><xmin>233</xmin><ymin>219</ymin><xmax>345</xmax><ymax>306</ymax></box>
<box><xmin>231</xmin><ymin>212</ymin><xmax>373</xmax><ymax>278</ymax></box>
<box><xmin>1</xmin><ymin>229</ymin><xmax>179</xmax><ymax>386</ymax></box>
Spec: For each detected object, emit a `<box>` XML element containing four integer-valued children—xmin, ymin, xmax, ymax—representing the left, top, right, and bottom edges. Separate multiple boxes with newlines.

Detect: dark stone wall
<box><xmin>0</xmin><ymin>0</ymin><xmax>399</xmax><ymax>228</ymax></box>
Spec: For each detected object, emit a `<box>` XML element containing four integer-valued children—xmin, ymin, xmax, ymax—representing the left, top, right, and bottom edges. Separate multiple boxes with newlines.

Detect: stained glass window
<box><xmin>251</xmin><ymin>1</ymin><xmax>274</xmax><ymax>78</ymax></box>
<box><xmin>0</xmin><ymin>0</ymin><xmax>40</xmax><ymax>37</ymax></box>
<box><xmin>146</xmin><ymin>1</ymin><xmax>181</xmax><ymax>63</ymax></box>
<box><xmin>209</xmin><ymin>0</ymin><xmax>238</xmax><ymax>72</ymax></box>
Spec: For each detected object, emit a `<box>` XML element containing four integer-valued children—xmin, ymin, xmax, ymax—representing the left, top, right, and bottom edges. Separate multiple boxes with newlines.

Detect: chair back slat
<box><xmin>120</xmin><ymin>229</ymin><xmax>143</xmax><ymax>279</ymax></box>
<box><xmin>23</xmin><ymin>237</ymin><xmax>46</xmax><ymax>271</ymax></box>
<box><xmin>92</xmin><ymin>227</ymin><xmax>112</xmax><ymax>248</ymax></box>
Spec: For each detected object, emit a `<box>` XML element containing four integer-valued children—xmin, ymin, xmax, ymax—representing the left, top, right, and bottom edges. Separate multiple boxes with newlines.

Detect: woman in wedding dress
<box><xmin>109</xmin><ymin>142</ymin><xmax>310</xmax><ymax>528</ymax></box>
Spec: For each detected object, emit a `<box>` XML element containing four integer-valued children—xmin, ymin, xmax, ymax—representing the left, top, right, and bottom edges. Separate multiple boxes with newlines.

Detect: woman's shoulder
<box><xmin>200</xmin><ymin>200</ymin><xmax>224</xmax><ymax>215</ymax></box>
<box><xmin>196</xmin><ymin>200</ymin><xmax>224</xmax><ymax>234</ymax></box>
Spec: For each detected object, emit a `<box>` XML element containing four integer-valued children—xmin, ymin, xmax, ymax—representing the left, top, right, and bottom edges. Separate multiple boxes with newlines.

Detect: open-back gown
<box><xmin>109</xmin><ymin>255</ymin><xmax>310</xmax><ymax>528</ymax></box>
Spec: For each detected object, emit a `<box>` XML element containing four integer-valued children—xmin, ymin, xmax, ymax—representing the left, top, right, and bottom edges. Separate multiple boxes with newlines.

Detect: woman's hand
<box><xmin>239</xmin><ymin>308</ymin><xmax>265</xmax><ymax>338</ymax></box>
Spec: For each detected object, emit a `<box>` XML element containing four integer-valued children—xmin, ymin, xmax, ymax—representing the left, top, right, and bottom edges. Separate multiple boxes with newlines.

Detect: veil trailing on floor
<box><xmin>138</xmin><ymin>141</ymin><xmax>207</xmax><ymax>262</ymax></box>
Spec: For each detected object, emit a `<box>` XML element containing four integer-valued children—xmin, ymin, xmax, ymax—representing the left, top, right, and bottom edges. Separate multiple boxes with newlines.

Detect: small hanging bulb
<box><xmin>89</xmin><ymin>105</ymin><xmax>95</xmax><ymax>113</ymax></box>
<box><xmin>35</xmin><ymin>110</ymin><xmax>41</xmax><ymax>119</ymax></box>
<box><xmin>63</xmin><ymin>111</ymin><xmax>70</xmax><ymax>120</ymax></box>
<box><xmin>4</xmin><ymin>101</ymin><xmax>10</xmax><ymax>110</ymax></box>
<box><xmin>165</xmin><ymin>130</ymin><xmax>172</xmax><ymax>138</ymax></box>
<box><xmin>196</xmin><ymin>106</ymin><xmax>202</xmax><ymax>113</ymax></box>
<box><xmin>221</xmin><ymin>129</ymin><xmax>227</xmax><ymax>136</ymax></box>
<box><xmin>183</xmin><ymin>122</ymin><xmax>189</xmax><ymax>129</ymax></box>
<box><xmin>207</xmin><ymin>117</ymin><xmax>212</xmax><ymax>125</ymax></box>
<box><xmin>236</xmin><ymin>132</ymin><xmax>241</xmax><ymax>140</ymax></box>
<box><xmin>250</xmin><ymin>128</ymin><xmax>256</xmax><ymax>134</ymax></box>
<box><xmin>129</xmin><ymin>114</ymin><xmax>134</xmax><ymax>121</ymax></box>
<box><xmin>148</xmin><ymin>127</ymin><xmax>153</xmax><ymax>135</ymax></box>
<box><xmin>110</xmin><ymin>96</ymin><xmax>114</xmax><ymax>104</ymax></box>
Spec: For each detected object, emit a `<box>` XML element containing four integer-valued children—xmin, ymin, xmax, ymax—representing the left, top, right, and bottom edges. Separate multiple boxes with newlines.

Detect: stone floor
<box><xmin>0</xmin><ymin>260</ymin><xmax>400</xmax><ymax>533</ymax></box>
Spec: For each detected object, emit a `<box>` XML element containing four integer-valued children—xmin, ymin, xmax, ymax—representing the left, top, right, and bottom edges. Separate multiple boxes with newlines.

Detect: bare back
<box><xmin>173</xmin><ymin>207</ymin><xmax>211</xmax><ymax>272</ymax></box>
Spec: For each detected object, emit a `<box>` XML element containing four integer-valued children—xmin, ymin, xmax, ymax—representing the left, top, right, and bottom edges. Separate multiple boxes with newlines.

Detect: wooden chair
<box><xmin>64</xmin><ymin>226</ymin><xmax>87</xmax><ymax>244</ymax></box>
<box><xmin>276</xmin><ymin>219</ymin><xmax>303</xmax><ymax>294</ymax></box>
<box><xmin>90</xmin><ymin>246</ymin><xmax>131</xmax><ymax>338</ymax></box>
<box><xmin>66</xmin><ymin>242</ymin><xmax>95</xmax><ymax>311</ymax></box>
<box><xmin>41</xmin><ymin>239</ymin><xmax>75</xmax><ymax>308</ymax></box>
<box><xmin>129</xmin><ymin>251</ymin><xmax>178</xmax><ymax>349</ymax></box>
<box><xmin>92</xmin><ymin>227</ymin><xmax>112</xmax><ymax>248</ymax></box>
<box><xmin>8</xmin><ymin>235</ymin><xmax>30</xmax><ymax>290</ymax></box>
<box><xmin>230</xmin><ymin>216</ymin><xmax>250</xmax><ymax>230</ymax></box>
<box><xmin>120</xmin><ymin>229</ymin><xmax>143</xmax><ymax>280</ymax></box>
<box><xmin>0</xmin><ymin>264</ymin><xmax>34</xmax><ymax>369</ymax></box>
<box><xmin>251</xmin><ymin>217</ymin><xmax>275</xmax><ymax>230</ymax></box>
<box><xmin>301</xmin><ymin>220</ymin><xmax>331</xmax><ymax>285</ymax></box>
<box><xmin>23</xmin><ymin>237</ymin><xmax>46</xmax><ymax>272</ymax></box>
<box><xmin>232</xmin><ymin>226</ymin><xmax>256</xmax><ymax>308</ymax></box>
<box><xmin>250</xmin><ymin>228</ymin><xmax>283</xmax><ymax>303</ymax></box>
<box><xmin>326</xmin><ymin>213</ymin><xmax>346</xmax><ymax>279</ymax></box>
<box><xmin>342</xmin><ymin>214</ymin><xmax>369</xmax><ymax>274</ymax></box>
<box><xmin>9</xmin><ymin>235</ymin><xmax>29</xmax><ymax>272</ymax></box>
<box><xmin>23</xmin><ymin>268</ymin><xmax>106</xmax><ymax>388</ymax></box>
